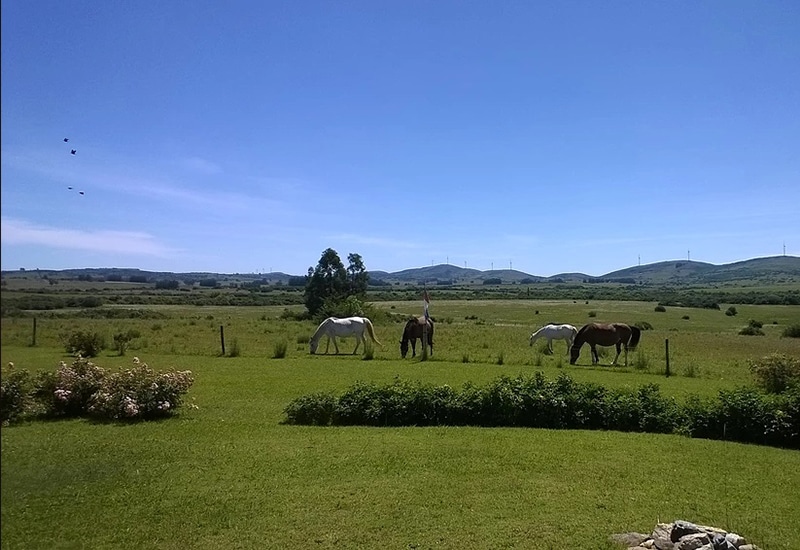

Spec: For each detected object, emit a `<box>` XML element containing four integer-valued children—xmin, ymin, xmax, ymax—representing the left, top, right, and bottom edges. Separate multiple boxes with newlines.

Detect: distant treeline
<box><xmin>1</xmin><ymin>282</ymin><xmax>798</xmax><ymax>316</ymax></box>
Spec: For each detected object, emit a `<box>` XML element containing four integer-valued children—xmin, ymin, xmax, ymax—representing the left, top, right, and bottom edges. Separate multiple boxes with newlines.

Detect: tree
<box><xmin>304</xmin><ymin>248</ymin><xmax>348</xmax><ymax>316</ymax></box>
<box><xmin>346</xmin><ymin>253</ymin><xmax>369</xmax><ymax>296</ymax></box>
<box><xmin>304</xmin><ymin>249</ymin><xmax>371</xmax><ymax>317</ymax></box>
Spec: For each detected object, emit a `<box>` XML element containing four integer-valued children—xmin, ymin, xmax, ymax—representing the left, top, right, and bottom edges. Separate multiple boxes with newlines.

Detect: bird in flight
<box><xmin>63</xmin><ymin>138</ymin><xmax>69</xmax><ymax>142</ymax></box>
<box><xmin>71</xmin><ymin>149</ymin><xmax>76</xmax><ymax>155</ymax></box>
<box><xmin>79</xmin><ymin>191</ymin><xmax>85</xmax><ymax>195</ymax></box>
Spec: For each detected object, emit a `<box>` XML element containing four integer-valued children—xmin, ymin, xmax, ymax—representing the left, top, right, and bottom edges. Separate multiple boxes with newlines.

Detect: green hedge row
<box><xmin>283</xmin><ymin>372</ymin><xmax>799</xmax><ymax>449</ymax></box>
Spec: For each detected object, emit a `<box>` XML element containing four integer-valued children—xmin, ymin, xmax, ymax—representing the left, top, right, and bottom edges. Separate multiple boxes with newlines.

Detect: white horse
<box><xmin>529</xmin><ymin>323</ymin><xmax>578</xmax><ymax>355</ymax></box>
<box><xmin>309</xmin><ymin>316</ymin><xmax>383</xmax><ymax>355</ymax></box>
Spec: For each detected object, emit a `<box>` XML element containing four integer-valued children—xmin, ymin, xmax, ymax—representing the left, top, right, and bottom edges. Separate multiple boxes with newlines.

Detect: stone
<box><xmin>672</xmin><ymin>521</ymin><xmax>702</xmax><ymax>542</ymax></box>
<box><xmin>651</xmin><ymin>523</ymin><xmax>675</xmax><ymax>550</ymax></box>
<box><xmin>675</xmin><ymin>533</ymin><xmax>711</xmax><ymax>550</ymax></box>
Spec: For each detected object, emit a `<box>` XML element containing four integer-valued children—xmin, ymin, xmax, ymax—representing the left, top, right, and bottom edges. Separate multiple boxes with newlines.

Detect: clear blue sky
<box><xmin>2</xmin><ymin>1</ymin><xmax>798</xmax><ymax>277</ymax></box>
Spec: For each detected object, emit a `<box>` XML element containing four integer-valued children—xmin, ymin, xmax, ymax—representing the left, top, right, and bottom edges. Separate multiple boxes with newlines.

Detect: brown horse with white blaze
<box><xmin>569</xmin><ymin>323</ymin><xmax>641</xmax><ymax>367</ymax></box>
<box><xmin>400</xmin><ymin>316</ymin><xmax>434</xmax><ymax>358</ymax></box>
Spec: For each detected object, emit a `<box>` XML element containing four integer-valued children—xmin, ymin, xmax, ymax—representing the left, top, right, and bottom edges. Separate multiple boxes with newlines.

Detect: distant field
<box><xmin>2</xmin><ymin>300</ymin><xmax>799</xmax><ymax>549</ymax></box>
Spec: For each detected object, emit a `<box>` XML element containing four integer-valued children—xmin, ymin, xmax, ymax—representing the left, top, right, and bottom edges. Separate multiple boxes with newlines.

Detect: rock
<box><xmin>712</xmin><ymin>533</ymin><xmax>737</xmax><ymax>550</ymax></box>
<box><xmin>675</xmin><ymin>533</ymin><xmax>711</xmax><ymax>550</ymax></box>
<box><xmin>672</xmin><ymin>521</ymin><xmax>702</xmax><ymax>542</ymax></box>
<box><xmin>725</xmin><ymin>533</ymin><xmax>746</xmax><ymax>548</ymax></box>
<box><xmin>652</xmin><ymin>523</ymin><xmax>675</xmax><ymax>550</ymax></box>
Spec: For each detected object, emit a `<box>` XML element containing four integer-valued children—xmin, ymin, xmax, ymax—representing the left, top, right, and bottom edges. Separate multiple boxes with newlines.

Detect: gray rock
<box><xmin>672</xmin><ymin>520</ymin><xmax>702</xmax><ymax>542</ymax></box>
<box><xmin>675</xmin><ymin>533</ymin><xmax>711</xmax><ymax>550</ymax></box>
<box><xmin>652</xmin><ymin>523</ymin><xmax>675</xmax><ymax>550</ymax></box>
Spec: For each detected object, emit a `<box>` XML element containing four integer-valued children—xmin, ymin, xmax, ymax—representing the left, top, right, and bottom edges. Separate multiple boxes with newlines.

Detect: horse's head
<box><xmin>309</xmin><ymin>339</ymin><xmax>318</xmax><ymax>354</ymax></box>
<box><xmin>569</xmin><ymin>344</ymin><xmax>580</xmax><ymax>365</ymax></box>
<box><xmin>400</xmin><ymin>339</ymin><xmax>409</xmax><ymax>358</ymax></box>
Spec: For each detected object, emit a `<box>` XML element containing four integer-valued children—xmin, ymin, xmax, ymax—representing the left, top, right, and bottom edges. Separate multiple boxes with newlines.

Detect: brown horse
<box><xmin>400</xmin><ymin>317</ymin><xmax>434</xmax><ymax>358</ymax></box>
<box><xmin>569</xmin><ymin>323</ymin><xmax>641</xmax><ymax>367</ymax></box>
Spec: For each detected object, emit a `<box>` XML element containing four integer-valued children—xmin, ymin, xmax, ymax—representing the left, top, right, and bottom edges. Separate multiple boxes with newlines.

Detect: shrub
<box><xmin>1</xmin><ymin>365</ymin><xmax>32</xmax><ymax>424</ymax></box>
<box><xmin>782</xmin><ymin>324</ymin><xmax>800</xmax><ymax>338</ymax></box>
<box><xmin>634</xmin><ymin>321</ymin><xmax>653</xmax><ymax>330</ymax></box>
<box><xmin>6</xmin><ymin>357</ymin><xmax>195</xmax><ymax>423</ymax></box>
<box><xmin>362</xmin><ymin>342</ymin><xmax>374</xmax><ymax>361</ymax></box>
<box><xmin>283</xmin><ymin>373</ymin><xmax>799</xmax><ymax>449</ymax></box>
<box><xmin>587</xmin><ymin>311</ymin><xmax>597</xmax><ymax>318</ymax></box>
<box><xmin>739</xmin><ymin>326</ymin><xmax>765</xmax><ymax>336</ymax></box>
<box><xmin>654</xmin><ymin>305</ymin><xmax>666</xmax><ymax>312</ymax></box>
<box><xmin>112</xmin><ymin>329</ymin><xmax>141</xmax><ymax>356</ymax></box>
<box><xmin>682</xmin><ymin>315</ymin><xmax>690</xmax><ymax>320</ymax></box>
<box><xmin>273</xmin><ymin>341</ymin><xmax>288</xmax><ymax>359</ymax></box>
<box><xmin>749</xmin><ymin>353</ymin><xmax>800</xmax><ymax>394</ymax></box>
<box><xmin>725</xmin><ymin>306</ymin><xmax>738</xmax><ymax>316</ymax></box>
<box><xmin>32</xmin><ymin>357</ymin><xmax>107</xmax><ymax>417</ymax></box>
<box><xmin>87</xmin><ymin>358</ymin><xmax>194</xmax><ymax>420</ymax></box>
<box><xmin>60</xmin><ymin>330</ymin><xmax>106</xmax><ymax>357</ymax></box>
<box><xmin>227</xmin><ymin>338</ymin><xmax>241</xmax><ymax>357</ymax></box>
<box><xmin>748</xmin><ymin>319</ymin><xmax>764</xmax><ymax>329</ymax></box>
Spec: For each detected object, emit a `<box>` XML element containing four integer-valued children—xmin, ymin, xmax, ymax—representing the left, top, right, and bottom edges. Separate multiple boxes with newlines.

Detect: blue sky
<box><xmin>2</xmin><ymin>1</ymin><xmax>798</xmax><ymax>277</ymax></box>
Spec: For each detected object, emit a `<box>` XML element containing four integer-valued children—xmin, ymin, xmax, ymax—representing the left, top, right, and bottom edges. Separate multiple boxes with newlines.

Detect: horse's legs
<box><xmin>547</xmin><ymin>338</ymin><xmax>553</xmax><ymax>354</ymax></box>
<box><xmin>611</xmin><ymin>343</ymin><xmax>621</xmax><ymax>365</ymax></box>
<box><xmin>332</xmin><ymin>336</ymin><xmax>340</xmax><ymax>354</ymax></box>
<box><xmin>590</xmin><ymin>344</ymin><xmax>599</xmax><ymax>364</ymax></box>
<box><xmin>411</xmin><ymin>338</ymin><xmax>417</xmax><ymax>358</ymax></box>
<box><xmin>352</xmin><ymin>335</ymin><xmax>363</xmax><ymax>354</ymax></box>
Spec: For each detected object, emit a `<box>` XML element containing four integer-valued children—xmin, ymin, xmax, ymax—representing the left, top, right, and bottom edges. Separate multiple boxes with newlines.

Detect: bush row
<box><xmin>283</xmin><ymin>372</ymin><xmax>799</xmax><ymax>449</ymax></box>
<box><xmin>1</xmin><ymin>357</ymin><xmax>195</xmax><ymax>424</ymax></box>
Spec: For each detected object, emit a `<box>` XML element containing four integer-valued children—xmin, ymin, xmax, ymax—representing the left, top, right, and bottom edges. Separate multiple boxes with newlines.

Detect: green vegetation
<box><xmin>284</xmin><ymin>372</ymin><xmax>799</xmax><ymax>448</ymax></box>
<box><xmin>2</xmin><ymin>298</ymin><xmax>799</xmax><ymax>549</ymax></box>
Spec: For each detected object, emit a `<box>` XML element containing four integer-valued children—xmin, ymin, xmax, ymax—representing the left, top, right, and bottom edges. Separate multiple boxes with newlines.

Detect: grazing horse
<box><xmin>400</xmin><ymin>317</ymin><xmax>434</xmax><ymax>358</ymax></box>
<box><xmin>309</xmin><ymin>316</ymin><xmax>382</xmax><ymax>355</ymax></box>
<box><xmin>528</xmin><ymin>323</ymin><xmax>578</xmax><ymax>354</ymax></box>
<box><xmin>569</xmin><ymin>323</ymin><xmax>641</xmax><ymax>367</ymax></box>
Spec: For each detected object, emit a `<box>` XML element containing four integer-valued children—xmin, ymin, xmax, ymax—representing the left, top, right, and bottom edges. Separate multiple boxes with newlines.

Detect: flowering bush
<box><xmin>3</xmin><ymin>356</ymin><xmax>195</xmax><ymax>423</ymax></box>
<box><xmin>88</xmin><ymin>357</ymin><xmax>194</xmax><ymax>420</ymax></box>
<box><xmin>1</xmin><ymin>362</ymin><xmax>32</xmax><ymax>424</ymax></box>
<box><xmin>32</xmin><ymin>357</ymin><xmax>107</xmax><ymax>417</ymax></box>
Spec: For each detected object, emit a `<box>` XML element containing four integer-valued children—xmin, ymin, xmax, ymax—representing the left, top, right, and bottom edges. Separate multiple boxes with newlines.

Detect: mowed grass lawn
<box><xmin>2</xmin><ymin>300</ymin><xmax>800</xmax><ymax>549</ymax></box>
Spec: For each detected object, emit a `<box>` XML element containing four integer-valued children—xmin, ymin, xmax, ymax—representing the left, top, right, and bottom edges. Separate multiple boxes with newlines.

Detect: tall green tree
<box><xmin>304</xmin><ymin>248</ymin><xmax>348</xmax><ymax>316</ymax></box>
<box><xmin>347</xmin><ymin>253</ymin><xmax>369</xmax><ymax>297</ymax></box>
<box><xmin>304</xmin><ymin>249</ymin><xmax>371</xmax><ymax>317</ymax></box>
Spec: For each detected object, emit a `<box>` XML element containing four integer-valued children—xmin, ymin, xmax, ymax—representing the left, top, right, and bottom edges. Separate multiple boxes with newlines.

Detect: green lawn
<box><xmin>2</xmin><ymin>301</ymin><xmax>800</xmax><ymax>549</ymax></box>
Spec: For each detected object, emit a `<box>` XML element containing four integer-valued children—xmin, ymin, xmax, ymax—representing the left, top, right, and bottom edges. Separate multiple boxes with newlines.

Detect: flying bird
<box><xmin>79</xmin><ymin>191</ymin><xmax>85</xmax><ymax>195</ymax></box>
<box><xmin>70</xmin><ymin>149</ymin><xmax>76</xmax><ymax>155</ymax></box>
<box><xmin>68</xmin><ymin>186</ymin><xmax>73</xmax><ymax>190</ymax></box>
<box><xmin>63</xmin><ymin>138</ymin><xmax>69</xmax><ymax>142</ymax></box>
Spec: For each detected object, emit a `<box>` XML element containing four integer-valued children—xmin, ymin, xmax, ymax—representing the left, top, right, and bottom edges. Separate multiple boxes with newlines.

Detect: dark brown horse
<box><xmin>569</xmin><ymin>323</ymin><xmax>641</xmax><ymax>366</ymax></box>
<box><xmin>400</xmin><ymin>316</ymin><xmax>434</xmax><ymax>358</ymax></box>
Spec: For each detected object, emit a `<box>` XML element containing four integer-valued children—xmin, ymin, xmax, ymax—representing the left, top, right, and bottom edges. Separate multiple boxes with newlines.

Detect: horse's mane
<box><xmin>573</xmin><ymin>323</ymin><xmax>593</xmax><ymax>345</ymax></box>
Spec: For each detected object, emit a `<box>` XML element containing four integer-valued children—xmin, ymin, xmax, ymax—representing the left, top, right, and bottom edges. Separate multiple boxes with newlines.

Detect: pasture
<box><xmin>2</xmin><ymin>300</ymin><xmax>800</xmax><ymax>549</ymax></box>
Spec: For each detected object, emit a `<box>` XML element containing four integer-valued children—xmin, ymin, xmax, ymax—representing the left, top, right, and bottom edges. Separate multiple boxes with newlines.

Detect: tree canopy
<box><xmin>304</xmin><ymin>248</ymin><xmax>370</xmax><ymax>317</ymax></box>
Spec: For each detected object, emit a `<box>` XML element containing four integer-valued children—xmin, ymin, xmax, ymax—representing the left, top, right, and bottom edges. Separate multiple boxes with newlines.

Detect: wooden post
<box><xmin>665</xmin><ymin>339</ymin><xmax>670</xmax><ymax>377</ymax></box>
<box><xmin>422</xmin><ymin>323</ymin><xmax>428</xmax><ymax>361</ymax></box>
<box><xmin>32</xmin><ymin>317</ymin><xmax>37</xmax><ymax>347</ymax></box>
<box><xmin>220</xmin><ymin>325</ymin><xmax>226</xmax><ymax>356</ymax></box>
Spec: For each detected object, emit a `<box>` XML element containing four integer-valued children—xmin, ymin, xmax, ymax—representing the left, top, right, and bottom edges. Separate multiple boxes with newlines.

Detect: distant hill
<box><xmin>2</xmin><ymin>256</ymin><xmax>798</xmax><ymax>287</ymax></box>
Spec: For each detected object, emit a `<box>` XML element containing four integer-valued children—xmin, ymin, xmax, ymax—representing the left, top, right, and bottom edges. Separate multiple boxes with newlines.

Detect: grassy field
<box><xmin>2</xmin><ymin>300</ymin><xmax>800</xmax><ymax>549</ymax></box>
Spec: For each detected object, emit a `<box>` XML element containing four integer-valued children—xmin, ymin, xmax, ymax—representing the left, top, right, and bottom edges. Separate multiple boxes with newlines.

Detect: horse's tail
<box><xmin>364</xmin><ymin>318</ymin><xmax>383</xmax><ymax>347</ymax></box>
<box><xmin>628</xmin><ymin>325</ymin><xmax>641</xmax><ymax>349</ymax></box>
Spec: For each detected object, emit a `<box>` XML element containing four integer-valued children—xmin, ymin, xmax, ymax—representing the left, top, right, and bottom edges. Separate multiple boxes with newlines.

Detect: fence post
<box><xmin>32</xmin><ymin>317</ymin><xmax>37</xmax><ymax>346</ymax></box>
<box><xmin>422</xmin><ymin>323</ymin><xmax>428</xmax><ymax>361</ymax></box>
<box><xmin>220</xmin><ymin>325</ymin><xmax>226</xmax><ymax>356</ymax></box>
<box><xmin>665</xmin><ymin>338</ymin><xmax>670</xmax><ymax>377</ymax></box>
